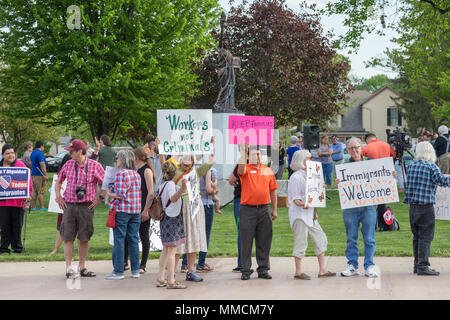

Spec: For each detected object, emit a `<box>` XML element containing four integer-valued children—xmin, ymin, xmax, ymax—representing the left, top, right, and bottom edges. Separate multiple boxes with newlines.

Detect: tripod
<box><xmin>394</xmin><ymin>146</ymin><xmax>413</xmax><ymax>189</ymax></box>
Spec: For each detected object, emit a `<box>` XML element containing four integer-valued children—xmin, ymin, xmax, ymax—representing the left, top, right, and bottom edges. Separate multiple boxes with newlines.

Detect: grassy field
<box><xmin>1</xmin><ymin>173</ymin><xmax>449</xmax><ymax>263</ymax></box>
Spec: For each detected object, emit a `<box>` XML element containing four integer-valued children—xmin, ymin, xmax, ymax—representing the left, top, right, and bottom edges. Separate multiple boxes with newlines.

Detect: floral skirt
<box><xmin>176</xmin><ymin>199</ymin><xmax>207</xmax><ymax>254</ymax></box>
<box><xmin>160</xmin><ymin>210</ymin><xmax>185</xmax><ymax>247</ymax></box>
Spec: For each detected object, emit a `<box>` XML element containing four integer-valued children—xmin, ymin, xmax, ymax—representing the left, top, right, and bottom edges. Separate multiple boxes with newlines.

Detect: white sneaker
<box><xmin>104</xmin><ymin>272</ymin><xmax>124</xmax><ymax>280</ymax></box>
<box><xmin>131</xmin><ymin>271</ymin><xmax>140</xmax><ymax>278</ymax></box>
<box><xmin>365</xmin><ymin>266</ymin><xmax>378</xmax><ymax>278</ymax></box>
<box><xmin>340</xmin><ymin>265</ymin><xmax>359</xmax><ymax>277</ymax></box>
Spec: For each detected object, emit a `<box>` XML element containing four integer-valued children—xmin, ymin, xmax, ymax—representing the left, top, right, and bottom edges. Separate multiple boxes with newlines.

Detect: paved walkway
<box><xmin>0</xmin><ymin>256</ymin><xmax>449</xmax><ymax>300</ymax></box>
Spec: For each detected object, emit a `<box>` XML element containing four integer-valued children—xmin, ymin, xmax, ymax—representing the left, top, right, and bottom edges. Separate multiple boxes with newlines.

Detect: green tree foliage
<box><xmin>192</xmin><ymin>0</ymin><xmax>352</xmax><ymax>127</ymax></box>
<box><xmin>351</xmin><ymin>74</ymin><xmax>395</xmax><ymax>93</ymax></box>
<box><xmin>324</xmin><ymin>0</ymin><xmax>449</xmax><ymax>129</ymax></box>
<box><xmin>0</xmin><ymin>0</ymin><xmax>221</xmax><ymax>142</ymax></box>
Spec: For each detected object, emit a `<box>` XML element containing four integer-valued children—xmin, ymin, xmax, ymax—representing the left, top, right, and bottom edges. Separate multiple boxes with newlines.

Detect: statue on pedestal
<box><xmin>214</xmin><ymin>12</ymin><xmax>240</xmax><ymax>113</ymax></box>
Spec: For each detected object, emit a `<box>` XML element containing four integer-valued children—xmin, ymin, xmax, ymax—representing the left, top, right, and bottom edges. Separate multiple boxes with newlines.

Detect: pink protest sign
<box><xmin>228</xmin><ymin>115</ymin><xmax>274</xmax><ymax>145</ymax></box>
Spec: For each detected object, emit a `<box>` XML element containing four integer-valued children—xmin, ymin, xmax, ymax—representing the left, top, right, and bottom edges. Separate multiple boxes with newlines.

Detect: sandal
<box><xmin>124</xmin><ymin>265</ymin><xmax>130</xmax><ymax>271</ymax></box>
<box><xmin>294</xmin><ymin>273</ymin><xmax>311</xmax><ymax>280</ymax></box>
<box><xmin>156</xmin><ymin>279</ymin><xmax>167</xmax><ymax>287</ymax></box>
<box><xmin>167</xmin><ymin>281</ymin><xmax>187</xmax><ymax>289</ymax></box>
<box><xmin>79</xmin><ymin>268</ymin><xmax>96</xmax><ymax>277</ymax></box>
<box><xmin>139</xmin><ymin>268</ymin><xmax>146</xmax><ymax>274</ymax></box>
<box><xmin>318</xmin><ymin>271</ymin><xmax>336</xmax><ymax>278</ymax></box>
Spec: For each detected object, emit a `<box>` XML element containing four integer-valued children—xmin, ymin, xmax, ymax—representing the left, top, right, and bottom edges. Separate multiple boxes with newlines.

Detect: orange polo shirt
<box><xmin>238</xmin><ymin>163</ymin><xmax>278</xmax><ymax>205</ymax></box>
<box><xmin>361</xmin><ymin>139</ymin><xmax>395</xmax><ymax>159</ymax></box>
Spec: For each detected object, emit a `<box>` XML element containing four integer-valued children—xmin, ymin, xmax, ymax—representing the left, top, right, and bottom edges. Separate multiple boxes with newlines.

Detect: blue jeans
<box><xmin>322</xmin><ymin>162</ymin><xmax>333</xmax><ymax>186</ymax></box>
<box><xmin>198</xmin><ymin>204</ymin><xmax>214</xmax><ymax>267</ymax></box>
<box><xmin>234</xmin><ymin>198</ymin><xmax>242</xmax><ymax>269</ymax></box>
<box><xmin>342</xmin><ymin>206</ymin><xmax>376</xmax><ymax>270</ymax></box>
<box><xmin>112</xmin><ymin>211</ymin><xmax>141</xmax><ymax>274</ymax></box>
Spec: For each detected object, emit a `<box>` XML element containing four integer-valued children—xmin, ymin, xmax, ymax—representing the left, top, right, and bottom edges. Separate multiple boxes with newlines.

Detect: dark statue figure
<box><xmin>214</xmin><ymin>12</ymin><xmax>240</xmax><ymax>113</ymax></box>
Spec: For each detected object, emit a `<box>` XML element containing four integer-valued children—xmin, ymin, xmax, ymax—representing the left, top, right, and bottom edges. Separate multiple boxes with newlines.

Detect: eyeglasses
<box><xmin>348</xmin><ymin>146</ymin><xmax>361</xmax><ymax>150</ymax></box>
<box><xmin>297</xmin><ymin>136</ymin><xmax>303</xmax><ymax>138</ymax></box>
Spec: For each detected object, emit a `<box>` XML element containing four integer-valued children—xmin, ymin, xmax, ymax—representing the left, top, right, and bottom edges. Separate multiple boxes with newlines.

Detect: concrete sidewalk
<box><xmin>0</xmin><ymin>256</ymin><xmax>449</xmax><ymax>300</ymax></box>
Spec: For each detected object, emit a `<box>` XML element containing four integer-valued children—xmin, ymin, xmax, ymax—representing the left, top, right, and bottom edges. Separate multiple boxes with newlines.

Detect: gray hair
<box><xmin>290</xmin><ymin>136</ymin><xmax>298</xmax><ymax>144</ymax></box>
<box><xmin>346</xmin><ymin>137</ymin><xmax>362</xmax><ymax>148</ymax></box>
<box><xmin>117</xmin><ymin>150</ymin><xmax>136</xmax><ymax>170</ymax></box>
<box><xmin>438</xmin><ymin>125</ymin><xmax>448</xmax><ymax>136</ymax></box>
<box><xmin>415</xmin><ymin>141</ymin><xmax>437</xmax><ymax>163</ymax></box>
<box><xmin>290</xmin><ymin>150</ymin><xmax>311</xmax><ymax>172</ymax></box>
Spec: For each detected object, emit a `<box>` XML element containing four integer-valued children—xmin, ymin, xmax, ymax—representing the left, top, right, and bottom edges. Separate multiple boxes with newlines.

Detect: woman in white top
<box><xmin>156</xmin><ymin>161</ymin><xmax>187</xmax><ymax>289</ymax></box>
<box><xmin>288</xmin><ymin>150</ymin><xmax>335</xmax><ymax>280</ymax></box>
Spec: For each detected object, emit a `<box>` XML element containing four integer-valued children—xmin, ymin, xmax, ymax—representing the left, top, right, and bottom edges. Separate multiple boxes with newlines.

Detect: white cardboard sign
<box><xmin>435</xmin><ymin>177</ymin><xmax>450</xmax><ymax>220</ymax></box>
<box><xmin>335</xmin><ymin>157</ymin><xmax>399</xmax><ymax>209</ymax></box>
<box><xmin>48</xmin><ymin>175</ymin><xmax>67</xmax><ymax>214</ymax></box>
<box><xmin>157</xmin><ymin>109</ymin><xmax>212</xmax><ymax>155</ymax></box>
<box><xmin>305</xmin><ymin>160</ymin><xmax>326</xmax><ymax>207</ymax></box>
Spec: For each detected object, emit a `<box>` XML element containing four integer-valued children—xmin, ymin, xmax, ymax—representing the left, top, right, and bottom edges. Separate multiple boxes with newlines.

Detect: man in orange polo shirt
<box><xmin>238</xmin><ymin>143</ymin><xmax>278</xmax><ymax>280</ymax></box>
<box><xmin>362</xmin><ymin>133</ymin><xmax>395</xmax><ymax>159</ymax></box>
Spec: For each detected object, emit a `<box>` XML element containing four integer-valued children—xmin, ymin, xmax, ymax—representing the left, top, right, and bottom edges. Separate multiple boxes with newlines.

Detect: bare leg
<box><xmin>294</xmin><ymin>256</ymin><xmax>303</xmax><ymax>276</ymax></box>
<box><xmin>64</xmin><ymin>240</ymin><xmax>74</xmax><ymax>269</ymax></box>
<box><xmin>317</xmin><ymin>253</ymin><xmax>328</xmax><ymax>275</ymax></box>
<box><xmin>158</xmin><ymin>247</ymin><xmax>168</xmax><ymax>282</ymax></box>
<box><xmin>166</xmin><ymin>246</ymin><xmax>178</xmax><ymax>284</ymax></box>
<box><xmin>174</xmin><ymin>253</ymin><xmax>180</xmax><ymax>272</ymax></box>
<box><xmin>50</xmin><ymin>232</ymin><xmax>63</xmax><ymax>255</ymax></box>
<box><xmin>78</xmin><ymin>241</ymin><xmax>89</xmax><ymax>271</ymax></box>
<box><xmin>187</xmin><ymin>252</ymin><xmax>196</xmax><ymax>273</ymax></box>
<box><xmin>38</xmin><ymin>194</ymin><xmax>44</xmax><ymax>210</ymax></box>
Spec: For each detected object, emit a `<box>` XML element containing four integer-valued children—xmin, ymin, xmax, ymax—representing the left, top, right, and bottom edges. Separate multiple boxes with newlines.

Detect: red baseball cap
<box><xmin>65</xmin><ymin>139</ymin><xmax>87</xmax><ymax>151</ymax></box>
<box><xmin>422</xmin><ymin>130</ymin><xmax>431</xmax><ymax>138</ymax></box>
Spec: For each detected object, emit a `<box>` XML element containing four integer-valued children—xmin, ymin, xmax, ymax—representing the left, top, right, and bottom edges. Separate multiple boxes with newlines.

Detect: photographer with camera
<box><xmin>55</xmin><ymin>140</ymin><xmax>106</xmax><ymax>278</ymax></box>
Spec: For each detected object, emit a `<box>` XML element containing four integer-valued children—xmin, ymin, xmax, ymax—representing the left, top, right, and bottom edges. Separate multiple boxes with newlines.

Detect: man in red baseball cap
<box><xmin>422</xmin><ymin>130</ymin><xmax>432</xmax><ymax>142</ymax></box>
<box><xmin>56</xmin><ymin>139</ymin><xmax>106</xmax><ymax>278</ymax></box>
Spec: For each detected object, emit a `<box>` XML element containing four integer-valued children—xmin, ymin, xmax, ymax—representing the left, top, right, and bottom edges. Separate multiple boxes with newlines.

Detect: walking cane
<box><xmin>22</xmin><ymin>203</ymin><xmax>31</xmax><ymax>254</ymax></box>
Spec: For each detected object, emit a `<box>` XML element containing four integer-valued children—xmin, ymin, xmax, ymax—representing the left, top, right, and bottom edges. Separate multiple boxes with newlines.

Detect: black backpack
<box><xmin>377</xmin><ymin>206</ymin><xmax>400</xmax><ymax>232</ymax></box>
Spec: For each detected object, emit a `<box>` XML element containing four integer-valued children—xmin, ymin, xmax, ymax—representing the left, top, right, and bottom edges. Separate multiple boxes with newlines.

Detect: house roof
<box><xmin>358</xmin><ymin>86</ymin><xmax>401</xmax><ymax>107</ymax></box>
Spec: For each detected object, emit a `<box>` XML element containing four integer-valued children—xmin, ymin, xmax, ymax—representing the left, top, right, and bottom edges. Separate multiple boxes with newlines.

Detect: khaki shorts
<box><xmin>292</xmin><ymin>219</ymin><xmax>328</xmax><ymax>258</ymax></box>
<box><xmin>60</xmin><ymin>203</ymin><xmax>94</xmax><ymax>242</ymax></box>
<box><xmin>31</xmin><ymin>176</ymin><xmax>46</xmax><ymax>198</ymax></box>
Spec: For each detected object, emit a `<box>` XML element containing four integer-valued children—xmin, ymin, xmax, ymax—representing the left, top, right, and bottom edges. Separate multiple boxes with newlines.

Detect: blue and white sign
<box><xmin>0</xmin><ymin>167</ymin><xmax>31</xmax><ymax>200</ymax></box>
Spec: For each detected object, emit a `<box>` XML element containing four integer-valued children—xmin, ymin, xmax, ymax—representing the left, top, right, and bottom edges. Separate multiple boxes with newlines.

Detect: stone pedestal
<box><xmin>212</xmin><ymin>111</ymin><xmax>243</xmax><ymax>180</ymax></box>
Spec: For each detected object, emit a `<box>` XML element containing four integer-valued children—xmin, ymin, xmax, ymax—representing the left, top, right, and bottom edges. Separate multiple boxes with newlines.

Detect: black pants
<box><xmin>0</xmin><ymin>206</ymin><xmax>24</xmax><ymax>253</ymax></box>
<box><xmin>409</xmin><ymin>204</ymin><xmax>435</xmax><ymax>270</ymax></box>
<box><xmin>240</xmin><ymin>204</ymin><xmax>272</xmax><ymax>275</ymax></box>
<box><xmin>124</xmin><ymin>218</ymin><xmax>150</xmax><ymax>269</ymax></box>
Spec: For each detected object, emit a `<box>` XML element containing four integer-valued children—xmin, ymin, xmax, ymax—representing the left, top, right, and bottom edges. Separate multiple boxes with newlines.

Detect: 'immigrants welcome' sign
<box><xmin>335</xmin><ymin>158</ymin><xmax>399</xmax><ymax>210</ymax></box>
<box><xmin>157</xmin><ymin>109</ymin><xmax>212</xmax><ymax>155</ymax></box>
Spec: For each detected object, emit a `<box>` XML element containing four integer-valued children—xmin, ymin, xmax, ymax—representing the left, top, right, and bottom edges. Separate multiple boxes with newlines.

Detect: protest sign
<box><xmin>48</xmin><ymin>176</ymin><xmax>67</xmax><ymax>214</ymax></box>
<box><xmin>228</xmin><ymin>115</ymin><xmax>274</xmax><ymax>146</ymax></box>
<box><xmin>109</xmin><ymin>219</ymin><xmax>163</xmax><ymax>251</ymax></box>
<box><xmin>435</xmin><ymin>177</ymin><xmax>450</xmax><ymax>220</ymax></box>
<box><xmin>157</xmin><ymin>109</ymin><xmax>212</xmax><ymax>155</ymax></box>
<box><xmin>335</xmin><ymin>158</ymin><xmax>399</xmax><ymax>210</ymax></box>
<box><xmin>305</xmin><ymin>161</ymin><xmax>326</xmax><ymax>208</ymax></box>
<box><xmin>102</xmin><ymin>166</ymin><xmax>120</xmax><ymax>191</ymax></box>
<box><xmin>0</xmin><ymin>167</ymin><xmax>30</xmax><ymax>200</ymax></box>
<box><xmin>186</xmin><ymin>169</ymin><xmax>201</xmax><ymax>220</ymax></box>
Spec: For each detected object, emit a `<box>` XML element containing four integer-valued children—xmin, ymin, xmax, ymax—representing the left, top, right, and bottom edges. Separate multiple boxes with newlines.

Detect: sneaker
<box><xmin>180</xmin><ymin>265</ymin><xmax>188</xmax><ymax>273</ymax></box>
<box><xmin>365</xmin><ymin>266</ymin><xmax>378</xmax><ymax>278</ymax></box>
<box><xmin>340</xmin><ymin>265</ymin><xmax>359</xmax><ymax>277</ymax></box>
<box><xmin>131</xmin><ymin>271</ymin><xmax>140</xmax><ymax>278</ymax></box>
<box><xmin>186</xmin><ymin>271</ymin><xmax>203</xmax><ymax>282</ymax></box>
<box><xmin>196</xmin><ymin>263</ymin><xmax>214</xmax><ymax>273</ymax></box>
<box><xmin>104</xmin><ymin>272</ymin><xmax>124</xmax><ymax>280</ymax></box>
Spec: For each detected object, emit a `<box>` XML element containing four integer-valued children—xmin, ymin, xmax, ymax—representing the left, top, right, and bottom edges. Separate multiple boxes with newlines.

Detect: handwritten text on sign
<box><xmin>228</xmin><ymin>115</ymin><xmax>274</xmax><ymax>146</ymax></box>
<box><xmin>435</xmin><ymin>178</ymin><xmax>450</xmax><ymax>220</ymax></box>
<box><xmin>306</xmin><ymin>161</ymin><xmax>326</xmax><ymax>207</ymax></box>
<box><xmin>157</xmin><ymin>109</ymin><xmax>212</xmax><ymax>155</ymax></box>
<box><xmin>336</xmin><ymin>158</ymin><xmax>398</xmax><ymax>209</ymax></box>
<box><xmin>0</xmin><ymin>167</ymin><xmax>30</xmax><ymax>200</ymax></box>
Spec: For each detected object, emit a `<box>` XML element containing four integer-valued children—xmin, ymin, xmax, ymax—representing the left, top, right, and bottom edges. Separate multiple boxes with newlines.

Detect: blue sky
<box><xmin>218</xmin><ymin>0</ymin><xmax>399</xmax><ymax>79</ymax></box>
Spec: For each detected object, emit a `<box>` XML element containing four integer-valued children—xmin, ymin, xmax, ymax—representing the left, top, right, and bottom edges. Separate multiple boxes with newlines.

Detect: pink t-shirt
<box><xmin>0</xmin><ymin>160</ymin><xmax>33</xmax><ymax>208</ymax></box>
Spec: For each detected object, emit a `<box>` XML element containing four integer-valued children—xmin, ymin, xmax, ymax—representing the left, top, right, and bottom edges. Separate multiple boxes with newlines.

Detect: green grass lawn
<box><xmin>1</xmin><ymin>173</ymin><xmax>449</xmax><ymax>262</ymax></box>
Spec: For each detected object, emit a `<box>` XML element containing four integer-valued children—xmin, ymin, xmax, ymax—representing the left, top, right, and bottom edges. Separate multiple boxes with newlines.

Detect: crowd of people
<box><xmin>0</xmin><ymin>124</ymin><xmax>449</xmax><ymax>287</ymax></box>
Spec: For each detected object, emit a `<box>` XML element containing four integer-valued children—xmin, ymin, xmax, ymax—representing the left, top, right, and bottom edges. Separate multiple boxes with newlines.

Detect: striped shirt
<box><xmin>109</xmin><ymin>169</ymin><xmax>142</xmax><ymax>214</ymax></box>
<box><xmin>58</xmin><ymin>158</ymin><xmax>105</xmax><ymax>203</ymax></box>
<box><xmin>404</xmin><ymin>160</ymin><xmax>450</xmax><ymax>205</ymax></box>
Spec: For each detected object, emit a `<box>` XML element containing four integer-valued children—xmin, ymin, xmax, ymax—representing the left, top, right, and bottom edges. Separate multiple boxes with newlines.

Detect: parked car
<box><xmin>46</xmin><ymin>150</ymin><xmax>69</xmax><ymax>172</ymax></box>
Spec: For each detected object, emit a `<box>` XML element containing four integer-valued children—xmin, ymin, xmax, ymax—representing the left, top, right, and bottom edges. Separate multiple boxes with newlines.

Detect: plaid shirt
<box><xmin>404</xmin><ymin>160</ymin><xmax>450</xmax><ymax>205</ymax></box>
<box><xmin>58</xmin><ymin>159</ymin><xmax>105</xmax><ymax>203</ymax></box>
<box><xmin>109</xmin><ymin>169</ymin><xmax>141</xmax><ymax>214</ymax></box>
